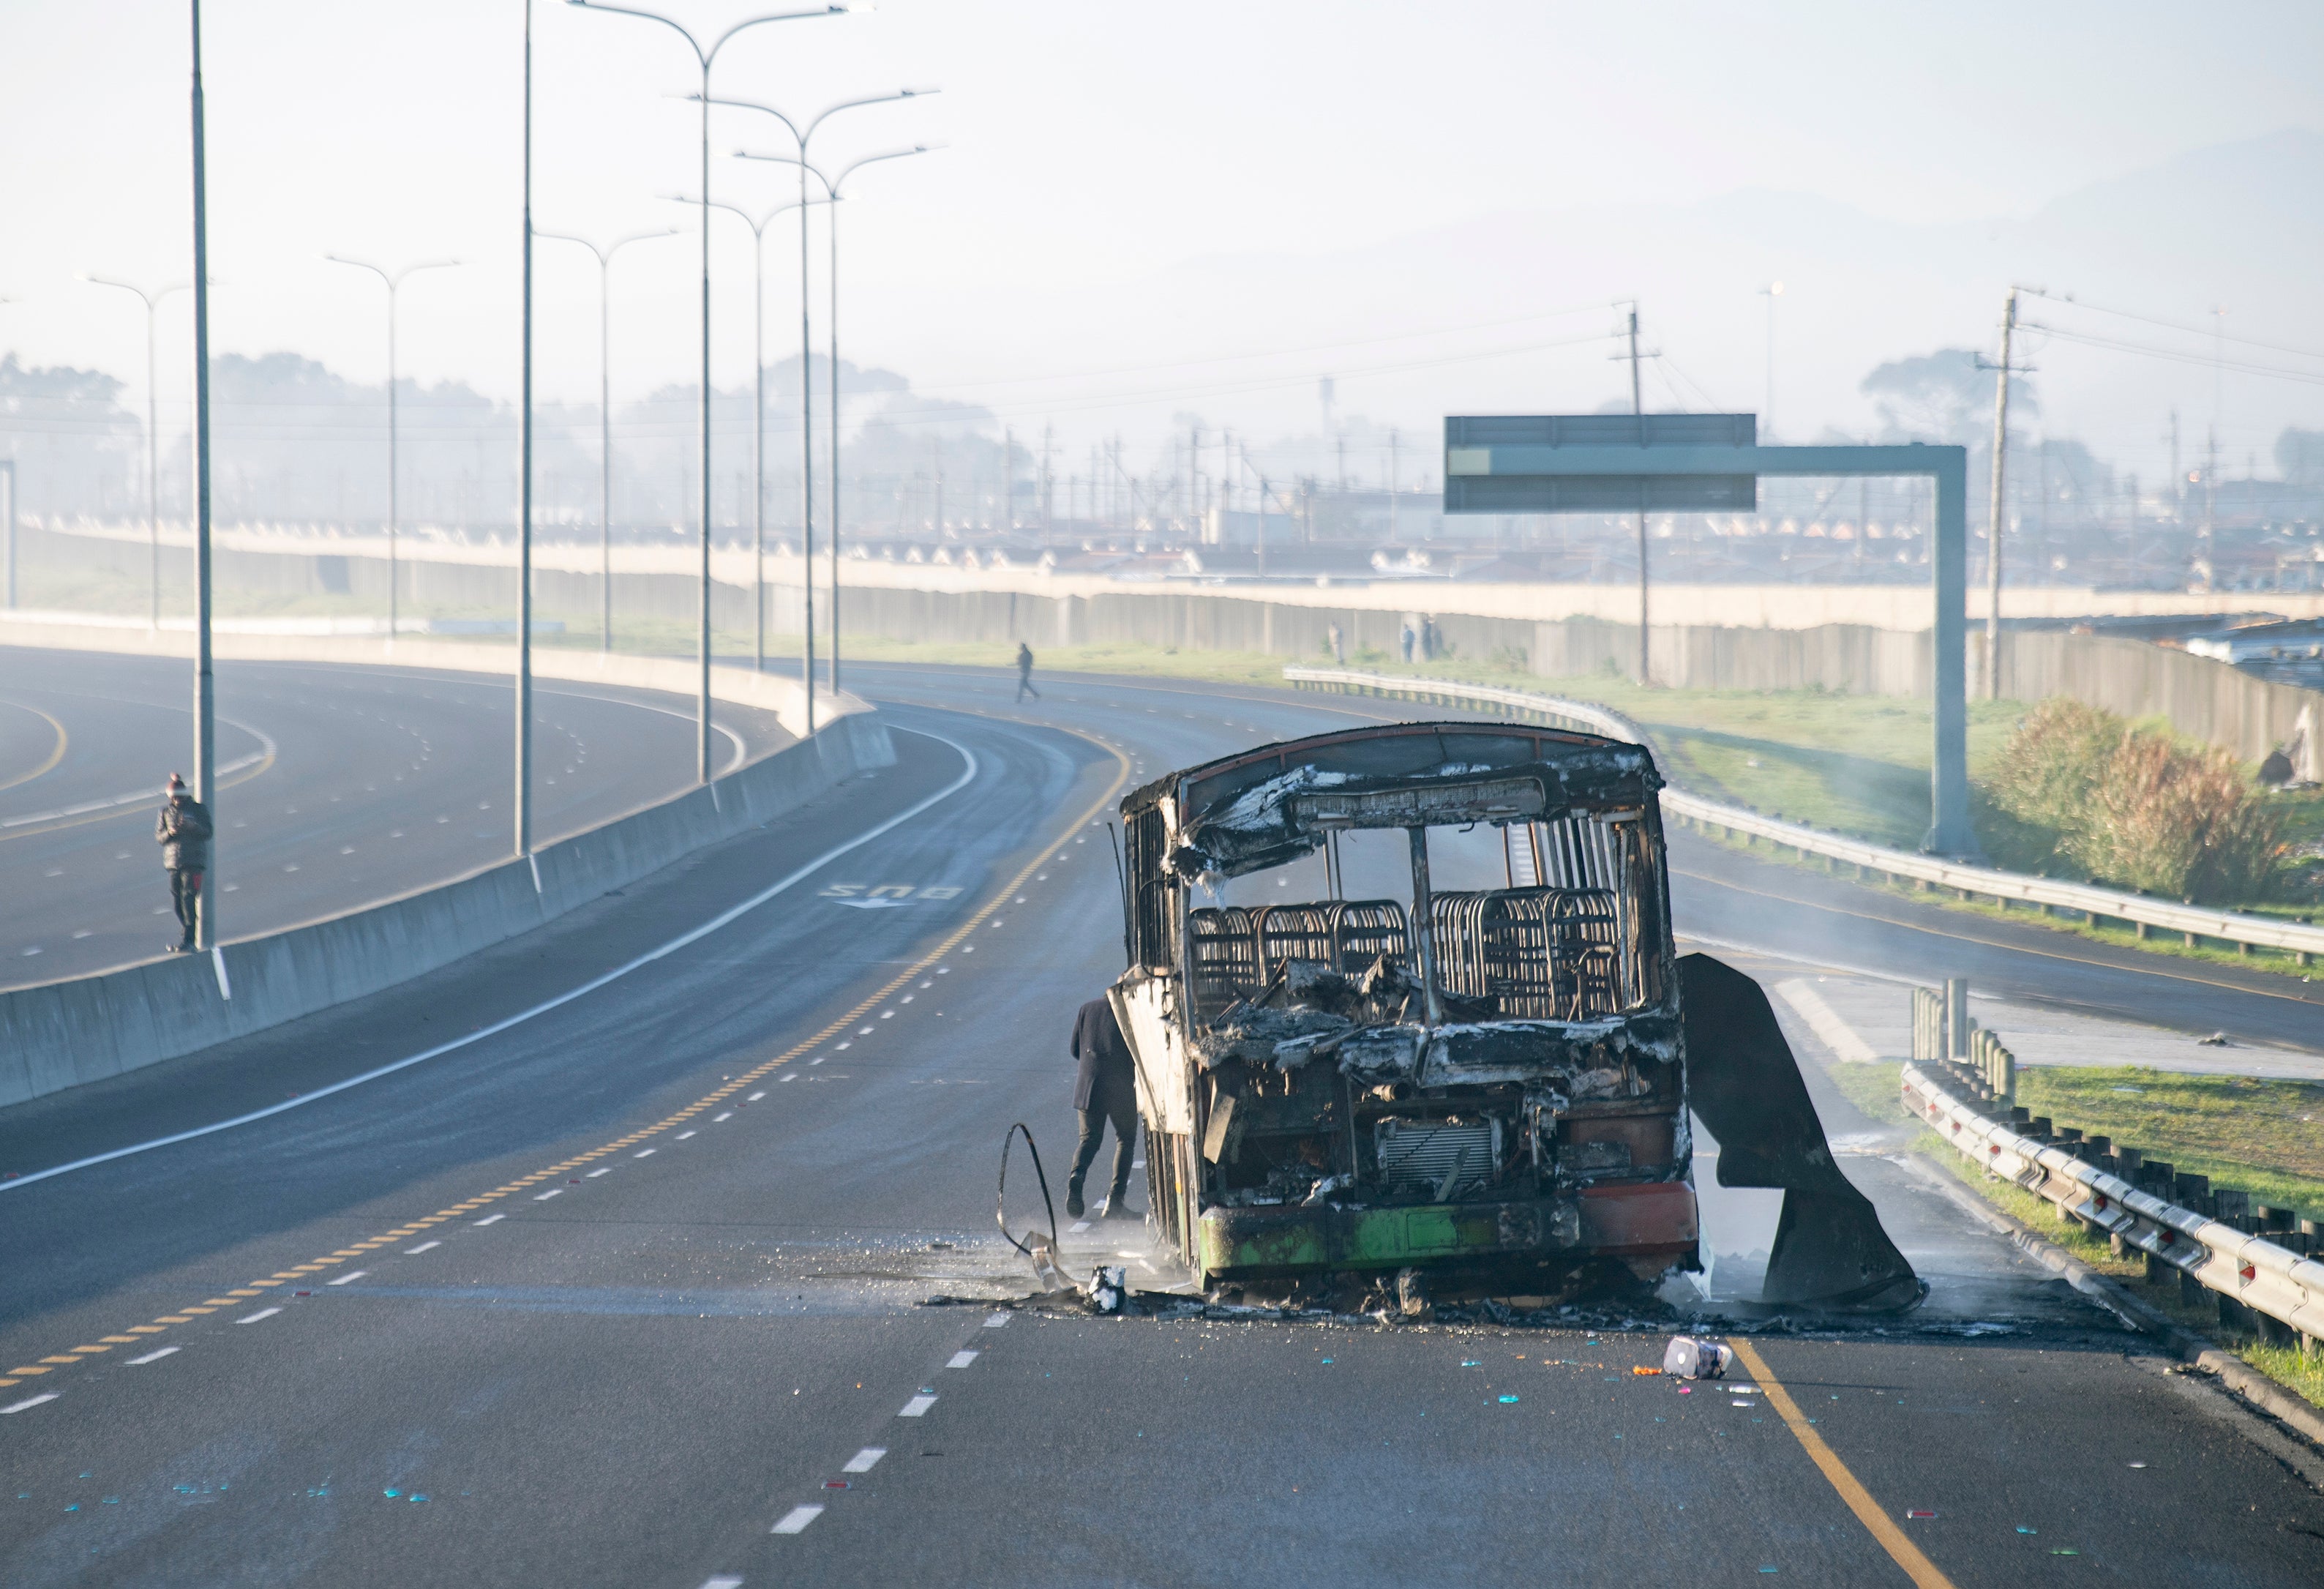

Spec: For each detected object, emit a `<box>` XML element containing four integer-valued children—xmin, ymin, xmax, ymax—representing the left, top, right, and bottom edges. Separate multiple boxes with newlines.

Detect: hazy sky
<box><xmin>4</xmin><ymin>1</ymin><xmax>2320</xmax><ymax>471</ymax></box>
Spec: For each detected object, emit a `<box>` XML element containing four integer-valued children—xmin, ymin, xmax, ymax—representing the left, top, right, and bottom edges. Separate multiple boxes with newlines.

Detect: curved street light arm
<box><xmin>84</xmin><ymin>274</ymin><xmax>191</xmax><ymax>308</ymax></box>
<box><xmin>831</xmin><ymin>143</ymin><xmax>937</xmax><ymax>194</ymax></box>
<box><xmin>805</xmin><ymin>86</ymin><xmax>934</xmax><ymax>142</ymax></box>
<box><xmin>699</xmin><ymin>93</ymin><xmax>803</xmax><ymax>146</ymax></box>
<box><xmin>734</xmin><ymin>148</ymin><xmax>833</xmax><ymax>195</ymax></box>
<box><xmin>565</xmin><ymin>0</ymin><xmax>705</xmax><ymax>64</ymax></box>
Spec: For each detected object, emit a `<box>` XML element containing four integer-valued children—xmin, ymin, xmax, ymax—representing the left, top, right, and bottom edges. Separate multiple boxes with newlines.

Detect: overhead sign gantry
<box><xmin>1443</xmin><ymin>414</ymin><xmax>1973</xmax><ymax>856</ymax></box>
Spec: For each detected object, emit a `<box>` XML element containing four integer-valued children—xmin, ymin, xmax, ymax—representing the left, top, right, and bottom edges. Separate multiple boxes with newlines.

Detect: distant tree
<box><xmin>1859</xmin><ymin>348</ymin><xmax>2036</xmax><ymax>446</ymax></box>
<box><xmin>2276</xmin><ymin>426</ymin><xmax>2324</xmax><ymax>487</ymax></box>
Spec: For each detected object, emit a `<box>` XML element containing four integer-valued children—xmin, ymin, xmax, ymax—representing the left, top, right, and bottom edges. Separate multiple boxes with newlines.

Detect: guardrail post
<box><xmin>1943</xmin><ymin>977</ymin><xmax>1969</xmax><ymax>1061</ymax></box>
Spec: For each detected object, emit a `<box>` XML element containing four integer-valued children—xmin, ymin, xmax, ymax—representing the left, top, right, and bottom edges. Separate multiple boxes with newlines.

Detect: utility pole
<box><xmin>1388</xmin><ymin>428</ymin><xmax>1401</xmax><ymax>544</ymax></box>
<box><xmin>1983</xmin><ymin>288</ymin><xmax>2017</xmax><ymax>699</ymax></box>
<box><xmin>1040</xmin><ymin>423</ymin><xmax>1053</xmax><ymax>545</ymax></box>
<box><xmin>1628</xmin><ymin>304</ymin><xmax>1649</xmax><ymax>686</ymax></box>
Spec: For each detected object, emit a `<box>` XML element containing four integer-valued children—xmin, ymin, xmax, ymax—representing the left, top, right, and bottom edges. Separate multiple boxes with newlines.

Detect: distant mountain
<box><xmin>1016</xmin><ymin>130</ymin><xmax>2324</xmax><ymax>482</ymax></box>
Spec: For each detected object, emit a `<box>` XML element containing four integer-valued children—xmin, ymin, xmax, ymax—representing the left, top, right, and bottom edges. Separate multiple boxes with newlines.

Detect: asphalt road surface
<box><xmin>2</xmin><ymin>663</ymin><xmax>2318</xmax><ymax>1588</ymax></box>
<box><xmin>0</xmin><ymin>648</ymin><xmax>789</xmax><ymax>989</ymax></box>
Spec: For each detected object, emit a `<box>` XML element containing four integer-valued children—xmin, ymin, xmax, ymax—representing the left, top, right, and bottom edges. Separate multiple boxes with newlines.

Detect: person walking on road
<box><xmin>1015</xmin><ymin>640</ymin><xmax>1041</xmax><ymax>702</ymax></box>
<box><xmin>1067</xmin><ymin>994</ymin><xmax>1138</xmax><ymax>1219</ymax></box>
<box><xmin>156</xmin><ymin>772</ymin><xmax>213</xmax><ymax>954</ymax></box>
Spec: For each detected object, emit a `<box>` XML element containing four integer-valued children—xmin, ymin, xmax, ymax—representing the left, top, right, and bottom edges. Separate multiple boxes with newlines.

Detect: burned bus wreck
<box><xmin>1109</xmin><ymin>720</ymin><xmax>1920</xmax><ymax>1312</ymax></box>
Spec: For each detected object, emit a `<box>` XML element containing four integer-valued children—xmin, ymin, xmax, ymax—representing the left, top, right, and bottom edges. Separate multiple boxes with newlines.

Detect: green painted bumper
<box><xmin>1196</xmin><ymin>1181</ymin><xmax>1696</xmax><ymax>1276</ymax></box>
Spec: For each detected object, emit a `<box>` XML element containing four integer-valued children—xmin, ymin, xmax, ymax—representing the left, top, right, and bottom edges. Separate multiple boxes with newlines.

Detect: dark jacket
<box><xmin>1071</xmin><ymin>995</ymin><xmax>1136</xmax><ymax>1112</ymax></box>
<box><xmin>157</xmin><ymin>796</ymin><xmax>214</xmax><ymax>871</ymax></box>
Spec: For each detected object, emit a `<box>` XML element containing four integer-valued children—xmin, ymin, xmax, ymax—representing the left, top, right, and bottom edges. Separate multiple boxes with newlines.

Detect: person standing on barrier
<box><xmin>1015</xmin><ymin>641</ymin><xmax>1041</xmax><ymax>702</ymax></box>
<box><xmin>1066</xmin><ymin>994</ymin><xmax>1138</xmax><ymax>1219</ymax></box>
<box><xmin>156</xmin><ymin>772</ymin><xmax>213</xmax><ymax>954</ymax></box>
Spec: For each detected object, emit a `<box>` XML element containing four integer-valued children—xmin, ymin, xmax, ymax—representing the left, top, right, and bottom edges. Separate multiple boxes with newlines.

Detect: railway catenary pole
<box><xmin>568</xmin><ymin>0</ymin><xmax>847</xmax><ymax>774</ymax></box>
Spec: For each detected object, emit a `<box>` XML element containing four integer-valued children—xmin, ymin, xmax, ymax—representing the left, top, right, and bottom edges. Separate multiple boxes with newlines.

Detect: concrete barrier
<box><xmin>0</xmin><ymin>708</ymin><xmax>894</xmax><ymax>1110</ymax></box>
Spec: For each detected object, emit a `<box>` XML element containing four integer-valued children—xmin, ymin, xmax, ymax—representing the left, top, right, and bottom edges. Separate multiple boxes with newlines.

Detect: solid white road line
<box><xmin>327</xmin><ymin>1269</ymin><xmax>367</xmax><ymax>1285</ymax></box>
<box><xmin>842</xmin><ymin>1447</ymin><xmax>885</xmax><ymax>1473</ymax></box>
<box><xmin>771</xmin><ymin>1504</ymin><xmax>824</xmax><ymax>1535</ymax></box>
<box><xmin>533</xmin><ymin>1188</ymin><xmax>563</xmax><ymax>1200</ymax></box>
<box><xmin>404</xmin><ymin>1241</ymin><xmax>441</xmax><ymax>1254</ymax></box>
<box><xmin>1</xmin><ymin>732</ymin><xmax>981</xmax><ymax>1194</ymax></box>
<box><xmin>237</xmin><ymin>1307</ymin><xmax>281</xmax><ymax>1324</ymax></box>
<box><xmin>946</xmin><ymin>1350</ymin><xmax>978</xmax><ymax>1369</ymax></box>
<box><xmin>1</xmin><ymin>1394</ymin><xmax>59</xmax><ymax>1414</ymax></box>
<box><xmin>899</xmin><ymin>1395</ymin><xmax>937</xmax><ymax>1418</ymax></box>
<box><xmin>127</xmin><ymin>1346</ymin><xmax>180</xmax><ymax>1364</ymax></box>
<box><xmin>474</xmin><ymin>1214</ymin><xmax>505</xmax><ymax>1225</ymax></box>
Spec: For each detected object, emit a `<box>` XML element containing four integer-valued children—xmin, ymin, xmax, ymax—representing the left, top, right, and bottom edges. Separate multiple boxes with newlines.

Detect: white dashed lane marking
<box><xmin>676</xmin><ymin>1131</ymin><xmax>697</xmax><ymax>1140</ymax></box>
<box><xmin>701</xmin><ymin>1577</ymin><xmax>743</xmax><ymax>1589</ymax></box>
<box><xmin>634</xmin><ymin>1148</ymin><xmax>656</xmax><ymax>1157</ymax></box>
<box><xmin>771</xmin><ymin>1504</ymin><xmax>823</xmax><ymax>1535</ymax></box>
<box><xmin>947</xmin><ymin>1350</ymin><xmax>978</xmax><ymax>1369</ymax></box>
<box><xmin>1</xmin><ymin>1394</ymin><xmax>59</xmax><ymax>1415</ymax></box>
<box><xmin>237</xmin><ymin>1307</ymin><xmax>281</xmax><ymax>1324</ymax></box>
<box><xmin>899</xmin><ymin>1395</ymin><xmax>937</xmax><ymax>1418</ymax></box>
<box><xmin>842</xmin><ymin>1447</ymin><xmax>885</xmax><ymax>1473</ymax></box>
<box><xmin>328</xmin><ymin>1270</ymin><xmax>367</xmax><ymax>1285</ymax></box>
<box><xmin>126</xmin><ymin>1346</ymin><xmax>179</xmax><ymax>1364</ymax></box>
<box><xmin>586</xmin><ymin>1167</ymin><xmax>612</xmax><ymax>1178</ymax></box>
<box><xmin>474</xmin><ymin>1214</ymin><xmax>504</xmax><ymax>1226</ymax></box>
<box><xmin>533</xmin><ymin>1189</ymin><xmax>564</xmax><ymax>1201</ymax></box>
<box><xmin>713</xmin><ymin>1112</ymin><xmax>733</xmax><ymax>1122</ymax></box>
<box><xmin>747</xmin><ymin>1091</ymin><xmax>765</xmax><ymax>1101</ymax></box>
<box><xmin>405</xmin><ymin>1241</ymin><xmax>441</xmax><ymax>1255</ymax></box>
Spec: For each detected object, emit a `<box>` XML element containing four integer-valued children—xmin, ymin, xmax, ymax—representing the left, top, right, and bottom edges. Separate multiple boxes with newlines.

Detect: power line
<box><xmin>2020</xmin><ymin>288</ymin><xmax>2324</xmax><ymax>364</ymax></box>
<box><xmin>2019</xmin><ymin>322</ymin><xmax>2324</xmax><ymax>388</ymax></box>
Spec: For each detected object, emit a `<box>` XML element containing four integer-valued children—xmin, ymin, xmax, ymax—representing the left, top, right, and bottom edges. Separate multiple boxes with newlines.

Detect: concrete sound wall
<box><xmin>0</xmin><ymin>708</ymin><xmax>894</xmax><ymax>1110</ymax></box>
<box><xmin>1993</xmin><ymin>629</ymin><xmax>2319</xmax><ymax>766</ymax></box>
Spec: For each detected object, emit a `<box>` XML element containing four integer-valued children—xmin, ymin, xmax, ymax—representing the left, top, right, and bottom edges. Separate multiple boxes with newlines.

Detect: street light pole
<box><xmin>187</xmin><ymin>0</ymin><xmax>217</xmax><ymax>951</ymax></box>
<box><xmin>326</xmin><ymin>255</ymin><xmax>457</xmax><ymax>639</ymax></box>
<box><xmin>85</xmin><ymin>275</ymin><xmax>188</xmax><ymax>629</ymax></box>
<box><xmin>569</xmin><ymin>0</ymin><xmax>847</xmax><ymax>778</ymax></box>
<box><xmin>538</xmin><ymin>228</ymin><xmax>678</xmax><ymax>652</ymax></box>
<box><xmin>1758</xmin><ymin>281</ymin><xmax>1783</xmax><ymax>438</ymax></box>
<box><xmin>666</xmin><ymin>195</ymin><xmax>823</xmax><ymax>674</ymax></box>
<box><xmin>714</xmin><ymin>88</ymin><xmax>928</xmax><ymax>716</ymax></box>
<box><xmin>736</xmin><ymin>131</ymin><xmax>934</xmax><ymax>700</ymax></box>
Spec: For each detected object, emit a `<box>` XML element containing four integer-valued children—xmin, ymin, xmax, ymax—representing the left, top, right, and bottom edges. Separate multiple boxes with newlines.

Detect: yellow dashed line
<box><xmin>15</xmin><ymin>730</ymin><xmax>1129</xmax><ymax>1401</ymax></box>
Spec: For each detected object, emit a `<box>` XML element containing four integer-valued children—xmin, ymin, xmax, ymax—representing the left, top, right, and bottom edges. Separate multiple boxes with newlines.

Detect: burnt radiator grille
<box><xmin>1375</xmin><ymin>1119</ymin><xmax>1501</xmax><ymax>1200</ymax></box>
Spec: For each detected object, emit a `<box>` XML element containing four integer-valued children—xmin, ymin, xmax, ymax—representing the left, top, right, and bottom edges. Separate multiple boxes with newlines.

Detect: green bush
<box><xmin>1986</xmin><ymin>698</ymin><xmax>2285</xmax><ymax>902</ymax></box>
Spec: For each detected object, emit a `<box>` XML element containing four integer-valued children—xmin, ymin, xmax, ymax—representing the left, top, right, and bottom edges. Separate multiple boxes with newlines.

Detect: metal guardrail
<box><xmin>1901</xmin><ymin>1059</ymin><xmax>2323</xmax><ymax>1348</ymax></box>
<box><xmin>1282</xmin><ymin>666</ymin><xmax>2324</xmax><ymax>965</ymax></box>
